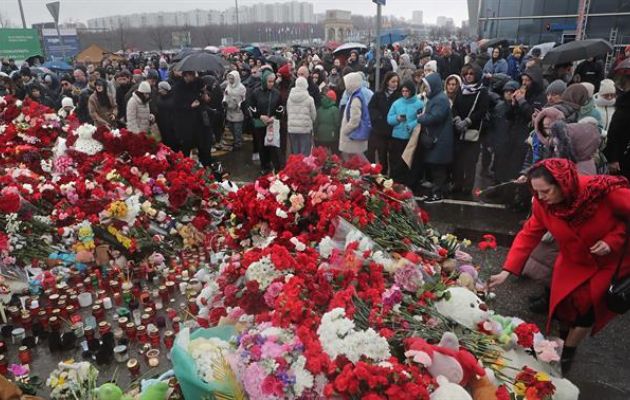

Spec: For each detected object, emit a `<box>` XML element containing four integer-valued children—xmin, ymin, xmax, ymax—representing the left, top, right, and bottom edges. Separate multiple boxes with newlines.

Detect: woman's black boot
<box><xmin>561</xmin><ymin>346</ymin><xmax>577</xmax><ymax>374</ymax></box>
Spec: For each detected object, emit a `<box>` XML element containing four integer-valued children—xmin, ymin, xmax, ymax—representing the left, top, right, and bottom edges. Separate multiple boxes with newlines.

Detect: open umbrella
<box><xmin>172</xmin><ymin>48</ymin><xmax>197</xmax><ymax>62</ymax></box>
<box><xmin>528</xmin><ymin>42</ymin><xmax>556</xmax><ymax>59</ymax></box>
<box><xmin>43</xmin><ymin>60</ymin><xmax>73</xmax><ymax>72</ymax></box>
<box><xmin>266</xmin><ymin>55</ymin><xmax>288</xmax><ymax>70</ymax></box>
<box><xmin>333</xmin><ymin>43</ymin><xmax>368</xmax><ymax>55</ymax></box>
<box><xmin>542</xmin><ymin>39</ymin><xmax>613</xmax><ymax>65</ymax></box>
<box><xmin>221</xmin><ymin>46</ymin><xmax>239</xmax><ymax>55</ymax></box>
<box><xmin>479</xmin><ymin>38</ymin><xmax>510</xmax><ymax>51</ymax></box>
<box><xmin>174</xmin><ymin>52</ymin><xmax>226</xmax><ymax>75</ymax></box>
<box><xmin>240</xmin><ymin>45</ymin><xmax>263</xmax><ymax>59</ymax></box>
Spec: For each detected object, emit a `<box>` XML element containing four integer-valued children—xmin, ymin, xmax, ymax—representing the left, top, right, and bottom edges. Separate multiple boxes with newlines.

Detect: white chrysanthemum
<box><xmin>245</xmin><ymin>255</ymin><xmax>281</xmax><ymax>290</ymax></box>
<box><xmin>318</xmin><ymin>236</ymin><xmax>337</xmax><ymax>259</ymax></box>
<box><xmin>317</xmin><ymin>308</ymin><xmax>391</xmax><ymax>363</ymax></box>
<box><xmin>275</xmin><ymin>208</ymin><xmax>288</xmax><ymax>219</ymax></box>
<box><xmin>292</xmin><ymin>356</ymin><xmax>314</xmax><ymax>396</ymax></box>
<box><xmin>269</xmin><ymin>179</ymin><xmax>291</xmax><ymax>203</ymax></box>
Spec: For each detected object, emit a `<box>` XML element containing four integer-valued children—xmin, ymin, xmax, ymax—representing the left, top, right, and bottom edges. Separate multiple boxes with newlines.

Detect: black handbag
<box><xmin>606</xmin><ymin>234</ymin><xmax>630</xmax><ymax>314</ymax></box>
<box><xmin>420</xmin><ymin>126</ymin><xmax>437</xmax><ymax>150</ymax></box>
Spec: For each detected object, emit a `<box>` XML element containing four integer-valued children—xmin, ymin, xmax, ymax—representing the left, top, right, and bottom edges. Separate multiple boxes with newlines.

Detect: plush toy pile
<box><xmin>0</xmin><ymin>95</ymin><xmax>579</xmax><ymax>400</ymax></box>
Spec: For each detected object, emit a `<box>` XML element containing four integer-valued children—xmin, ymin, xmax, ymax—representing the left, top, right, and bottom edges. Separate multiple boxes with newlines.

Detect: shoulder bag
<box><xmin>461</xmin><ymin>91</ymin><xmax>482</xmax><ymax>142</ymax></box>
<box><xmin>606</xmin><ymin>231</ymin><xmax>630</xmax><ymax>314</ymax></box>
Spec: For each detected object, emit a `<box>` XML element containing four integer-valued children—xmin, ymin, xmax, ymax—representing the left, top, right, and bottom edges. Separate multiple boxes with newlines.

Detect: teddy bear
<box><xmin>430</xmin><ymin>376</ymin><xmax>472</xmax><ymax>400</ymax></box>
<box><xmin>406</xmin><ymin>332</ymin><xmax>486</xmax><ymax>386</ymax></box>
<box><xmin>435</xmin><ymin>287</ymin><xmax>490</xmax><ymax>330</ymax></box>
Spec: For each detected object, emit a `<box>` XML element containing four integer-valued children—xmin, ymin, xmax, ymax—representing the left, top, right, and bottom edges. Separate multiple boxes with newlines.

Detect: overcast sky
<box><xmin>3</xmin><ymin>0</ymin><xmax>469</xmax><ymax>26</ymax></box>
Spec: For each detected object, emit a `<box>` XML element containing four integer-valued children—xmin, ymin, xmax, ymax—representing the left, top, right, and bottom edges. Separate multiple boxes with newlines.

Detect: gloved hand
<box><xmin>455</xmin><ymin>117</ymin><xmax>471</xmax><ymax>132</ymax></box>
<box><xmin>453</xmin><ymin>116</ymin><xmax>462</xmax><ymax>126</ymax></box>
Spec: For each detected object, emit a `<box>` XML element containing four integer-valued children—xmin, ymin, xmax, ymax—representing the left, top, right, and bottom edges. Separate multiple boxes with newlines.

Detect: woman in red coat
<box><xmin>489</xmin><ymin>158</ymin><xmax>630</xmax><ymax>372</ymax></box>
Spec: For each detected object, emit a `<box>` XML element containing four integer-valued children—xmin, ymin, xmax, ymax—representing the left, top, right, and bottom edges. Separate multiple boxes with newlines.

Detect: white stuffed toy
<box><xmin>430</xmin><ymin>376</ymin><xmax>472</xmax><ymax>400</ymax></box>
<box><xmin>435</xmin><ymin>287</ymin><xmax>490</xmax><ymax>330</ymax></box>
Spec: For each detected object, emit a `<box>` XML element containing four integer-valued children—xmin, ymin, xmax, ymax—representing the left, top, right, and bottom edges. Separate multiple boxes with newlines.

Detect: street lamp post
<box><xmin>374</xmin><ymin>0</ymin><xmax>385</xmax><ymax>90</ymax></box>
<box><xmin>235</xmin><ymin>0</ymin><xmax>241</xmax><ymax>43</ymax></box>
<box><xmin>17</xmin><ymin>0</ymin><xmax>27</xmax><ymax>28</ymax></box>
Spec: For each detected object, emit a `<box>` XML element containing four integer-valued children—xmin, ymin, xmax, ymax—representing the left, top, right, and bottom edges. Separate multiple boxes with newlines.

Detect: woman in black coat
<box><xmin>452</xmin><ymin>64</ymin><xmax>490</xmax><ymax>194</ymax></box>
<box><xmin>367</xmin><ymin>72</ymin><xmax>401</xmax><ymax>175</ymax></box>
<box><xmin>171</xmin><ymin>72</ymin><xmax>206</xmax><ymax>163</ymax></box>
<box><xmin>248</xmin><ymin>69</ymin><xmax>284</xmax><ymax>174</ymax></box>
<box><xmin>604</xmin><ymin>74</ymin><xmax>630</xmax><ymax>179</ymax></box>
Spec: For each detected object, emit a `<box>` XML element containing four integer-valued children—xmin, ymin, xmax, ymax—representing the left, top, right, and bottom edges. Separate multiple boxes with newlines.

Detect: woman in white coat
<box><xmin>223</xmin><ymin>70</ymin><xmax>247</xmax><ymax>150</ymax></box>
<box><xmin>287</xmin><ymin>77</ymin><xmax>317</xmax><ymax>156</ymax></box>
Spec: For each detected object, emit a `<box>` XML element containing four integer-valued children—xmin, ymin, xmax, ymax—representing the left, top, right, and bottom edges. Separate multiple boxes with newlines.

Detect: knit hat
<box><xmin>546</xmin><ymin>79</ymin><xmax>567</xmax><ymax>96</ymax></box>
<box><xmin>424</xmin><ymin>60</ymin><xmax>438</xmax><ymax>73</ymax></box>
<box><xmin>581</xmin><ymin>82</ymin><xmax>595</xmax><ymax>98</ymax></box>
<box><xmin>138</xmin><ymin>81</ymin><xmax>151</xmax><ymax>94</ymax></box>
<box><xmin>295</xmin><ymin>76</ymin><xmax>308</xmax><ymax>90</ymax></box>
<box><xmin>61</xmin><ymin>97</ymin><xmax>74</xmax><ymax>108</ymax></box>
<box><xmin>277</xmin><ymin>63</ymin><xmax>291</xmax><ymax>79</ymax></box>
<box><xmin>158</xmin><ymin>81</ymin><xmax>171</xmax><ymax>92</ymax></box>
<box><xmin>598</xmin><ymin>79</ymin><xmax>616</xmax><ymax>96</ymax></box>
<box><xmin>400</xmin><ymin>80</ymin><xmax>416</xmax><ymax>94</ymax></box>
<box><xmin>326</xmin><ymin>89</ymin><xmax>337</xmax><ymax>103</ymax></box>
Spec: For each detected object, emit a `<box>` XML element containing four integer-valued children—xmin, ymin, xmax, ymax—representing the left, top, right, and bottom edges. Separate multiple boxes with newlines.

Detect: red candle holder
<box><xmin>125</xmin><ymin>322</ymin><xmax>137</xmax><ymax>341</ymax></box>
<box><xmin>18</xmin><ymin>346</ymin><xmax>32</xmax><ymax>364</ymax></box>
<box><xmin>148</xmin><ymin>327</ymin><xmax>160</xmax><ymax>348</ymax></box>
<box><xmin>172</xmin><ymin>317</ymin><xmax>181</xmax><ymax>333</ymax></box>
<box><xmin>163</xmin><ymin>330</ymin><xmax>174</xmax><ymax>350</ymax></box>
<box><xmin>0</xmin><ymin>355</ymin><xmax>7</xmax><ymax>375</ymax></box>
<box><xmin>84</xmin><ymin>325</ymin><xmax>95</xmax><ymax>341</ymax></box>
<box><xmin>20</xmin><ymin>311</ymin><xmax>32</xmax><ymax>331</ymax></box>
<box><xmin>127</xmin><ymin>358</ymin><xmax>140</xmax><ymax>377</ymax></box>
<box><xmin>136</xmin><ymin>325</ymin><xmax>148</xmax><ymax>344</ymax></box>
<box><xmin>98</xmin><ymin>321</ymin><xmax>111</xmax><ymax>336</ymax></box>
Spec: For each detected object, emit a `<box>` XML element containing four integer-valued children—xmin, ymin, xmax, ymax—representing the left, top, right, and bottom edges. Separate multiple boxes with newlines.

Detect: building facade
<box><xmin>87</xmin><ymin>1</ymin><xmax>315</xmax><ymax>30</ymax></box>
<box><xmin>324</xmin><ymin>10</ymin><xmax>352</xmax><ymax>43</ymax></box>
<box><xmin>412</xmin><ymin>11</ymin><xmax>424</xmax><ymax>25</ymax></box>
<box><xmin>472</xmin><ymin>0</ymin><xmax>630</xmax><ymax>45</ymax></box>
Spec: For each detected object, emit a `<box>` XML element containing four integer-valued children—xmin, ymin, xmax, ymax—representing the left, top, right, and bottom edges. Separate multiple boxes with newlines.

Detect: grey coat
<box><xmin>418</xmin><ymin>72</ymin><xmax>454</xmax><ymax>165</ymax></box>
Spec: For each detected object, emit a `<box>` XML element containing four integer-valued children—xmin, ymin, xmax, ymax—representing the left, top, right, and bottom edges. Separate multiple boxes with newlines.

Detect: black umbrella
<box><xmin>266</xmin><ymin>55</ymin><xmax>288</xmax><ymax>70</ymax></box>
<box><xmin>174</xmin><ymin>52</ymin><xmax>226</xmax><ymax>75</ymax></box>
<box><xmin>479</xmin><ymin>38</ymin><xmax>510</xmax><ymax>51</ymax></box>
<box><xmin>172</xmin><ymin>48</ymin><xmax>196</xmax><ymax>62</ymax></box>
<box><xmin>542</xmin><ymin>39</ymin><xmax>613</xmax><ymax>65</ymax></box>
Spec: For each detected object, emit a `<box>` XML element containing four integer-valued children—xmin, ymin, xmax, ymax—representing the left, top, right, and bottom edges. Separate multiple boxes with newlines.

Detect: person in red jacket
<box><xmin>489</xmin><ymin>158</ymin><xmax>630</xmax><ymax>372</ymax></box>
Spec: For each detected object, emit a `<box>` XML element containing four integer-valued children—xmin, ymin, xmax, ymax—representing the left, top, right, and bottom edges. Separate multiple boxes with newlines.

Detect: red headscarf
<box><xmin>534</xmin><ymin>158</ymin><xmax>629</xmax><ymax>225</ymax></box>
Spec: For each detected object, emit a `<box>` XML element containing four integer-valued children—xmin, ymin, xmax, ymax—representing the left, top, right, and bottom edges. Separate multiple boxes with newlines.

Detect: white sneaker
<box><xmin>252</xmin><ymin>153</ymin><xmax>260</xmax><ymax>161</ymax></box>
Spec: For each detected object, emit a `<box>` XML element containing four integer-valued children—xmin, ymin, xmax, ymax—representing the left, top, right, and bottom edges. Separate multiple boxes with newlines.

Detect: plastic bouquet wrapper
<box><xmin>171</xmin><ymin>326</ymin><xmax>245</xmax><ymax>400</ymax></box>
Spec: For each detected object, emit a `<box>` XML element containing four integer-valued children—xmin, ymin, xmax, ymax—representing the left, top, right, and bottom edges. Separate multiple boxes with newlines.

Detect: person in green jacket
<box><xmin>314</xmin><ymin>90</ymin><xmax>341</xmax><ymax>154</ymax></box>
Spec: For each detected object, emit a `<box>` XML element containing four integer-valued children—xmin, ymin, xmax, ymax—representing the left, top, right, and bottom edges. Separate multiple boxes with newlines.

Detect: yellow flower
<box><xmin>107</xmin><ymin>226</ymin><xmax>132</xmax><ymax>249</ymax></box>
<box><xmin>514</xmin><ymin>382</ymin><xmax>527</xmax><ymax>396</ymax></box>
<box><xmin>106</xmin><ymin>170</ymin><xmax>121</xmax><ymax>181</ymax></box>
<box><xmin>107</xmin><ymin>201</ymin><xmax>128</xmax><ymax>218</ymax></box>
<box><xmin>535</xmin><ymin>371</ymin><xmax>551</xmax><ymax>382</ymax></box>
<box><xmin>462</xmin><ymin>239</ymin><xmax>472</xmax><ymax>248</ymax></box>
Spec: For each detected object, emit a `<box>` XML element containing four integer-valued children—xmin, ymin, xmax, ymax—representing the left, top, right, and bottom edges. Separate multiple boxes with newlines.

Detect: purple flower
<box><xmin>9</xmin><ymin>364</ymin><xmax>29</xmax><ymax>377</ymax></box>
<box><xmin>382</xmin><ymin>285</ymin><xmax>403</xmax><ymax>307</ymax></box>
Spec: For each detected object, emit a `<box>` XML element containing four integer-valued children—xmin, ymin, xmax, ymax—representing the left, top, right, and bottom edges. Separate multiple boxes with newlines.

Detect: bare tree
<box><xmin>0</xmin><ymin>11</ymin><xmax>12</xmax><ymax>27</ymax></box>
<box><xmin>148</xmin><ymin>26</ymin><xmax>169</xmax><ymax>51</ymax></box>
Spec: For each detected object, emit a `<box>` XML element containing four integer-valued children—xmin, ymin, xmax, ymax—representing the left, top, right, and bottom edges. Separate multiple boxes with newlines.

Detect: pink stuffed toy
<box><xmin>405</xmin><ymin>332</ymin><xmax>485</xmax><ymax>386</ymax></box>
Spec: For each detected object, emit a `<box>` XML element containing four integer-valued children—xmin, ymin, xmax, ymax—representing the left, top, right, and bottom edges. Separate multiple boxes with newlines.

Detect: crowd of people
<box><xmin>2</xmin><ymin>41</ymin><xmax>630</xmax><ymax>202</ymax></box>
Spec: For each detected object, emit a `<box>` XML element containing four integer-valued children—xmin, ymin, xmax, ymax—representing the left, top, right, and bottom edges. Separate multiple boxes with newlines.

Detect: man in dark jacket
<box><xmin>574</xmin><ymin>57</ymin><xmax>604</xmax><ymax>92</ymax></box>
<box><xmin>604</xmin><ymin>74</ymin><xmax>630</xmax><ymax>179</ymax></box>
<box><xmin>156</xmin><ymin>81</ymin><xmax>177</xmax><ymax>151</ymax></box>
<box><xmin>438</xmin><ymin>45</ymin><xmax>464</xmax><ymax>81</ymax></box>
<box><xmin>368</xmin><ymin>71</ymin><xmax>401</xmax><ymax>174</ymax></box>
<box><xmin>171</xmin><ymin>72</ymin><xmax>208</xmax><ymax>165</ymax></box>
<box><xmin>114</xmin><ymin>70</ymin><xmax>133</xmax><ymax>126</ymax></box>
<box><xmin>76</xmin><ymin>78</ymin><xmax>95</xmax><ymax>124</ymax></box>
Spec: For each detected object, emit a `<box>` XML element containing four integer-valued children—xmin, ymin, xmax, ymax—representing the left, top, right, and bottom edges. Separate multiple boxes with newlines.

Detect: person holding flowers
<box><xmin>489</xmin><ymin>158</ymin><xmax>630</xmax><ymax>372</ymax></box>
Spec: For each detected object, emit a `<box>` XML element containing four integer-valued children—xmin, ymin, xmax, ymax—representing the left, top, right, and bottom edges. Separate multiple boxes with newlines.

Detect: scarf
<box><xmin>461</xmin><ymin>81</ymin><xmax>483</xmax><ymax>95</ymax></box>
<box><xmin>535</xmin><ymin>158</ymin><xmax>629</xmax><ymax>226</ymax></box>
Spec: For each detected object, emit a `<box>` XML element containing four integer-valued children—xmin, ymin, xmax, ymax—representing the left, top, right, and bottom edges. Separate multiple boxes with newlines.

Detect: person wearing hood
<box><xmin>339</xmin><ymin>72</ymin><xmax>371</xmax><ymax>160</ymax></box>
<box><xmin>415</xmin><ymin>72</ymin><xmax>454</xmax><ymax>201</ymax></box>
<box><xmin>578</xmin><ymin>82</ymin><xmax>603</xmax><ymax>127</ymax></box>
<box><xmin>397</xmin><ymin>53</ymin><xmax>416</xmax><ymax>84</ymax></box>
<box><xmin>249</xmin><ymin>69</ymin><xmax>283</xmax><ymax>174</ymax></box>
<box><xmin>172</xmin><ymin>71</ymin><xmax>206</xmax><ymax>164</ymax></box>
<box><xmin>508</xmin><ymin>66</ymin><xmax>547</xmax><ymax>179</ymax></box>
<box><xmin>387</xmin><ymin>80</ymin><xmax>424</xmax><ymax>184</ymax></box>
<box><xmin>593</xmin><ymin>79</ymin><xmax>616</xmax><ymax>137</ymax></box>
<box><xmin>444</xmin><ymin>74</ymin><xmax>462</xmax><ymax>107</ymax></box>
<box><xmin>423</xmin><ymin>60</ymin><xmax>438</xmax><ymax>76</ymax></box>
<box><xmin>604</xmin><ymin>71</ymin><xmax>630</xmax><ymax>178</ymax></box>
<box><xmin>114</xmin><ymin>70</ymin><xmax>133</xmax><ymax>126</ymax></box>
<box><xmin>368</xmin><ymin>72</ymin><xmax>401</xmax><ymax>173</ymax></box>
<box><xmin>287</xmin><ymin>77</ymin><xmax>317</xmax><ymax>156</ymax></box>
<box><xmin>58</xmin><ymin>96</ymin><xmax>76</xmax><ymax>120</ymax></box>
<box><xmin>158</xmin><ymin>59</ymin><xmax>169</xmax><ymax>81</ymax></box>
<box><xmin>452</xmin><ymin>64</ymin><xmax>490</xmax><ymax>194</ymax></box>
<box><xmin>483</xmin><ymin>47</ymin><xmax>509</xmax><ymax>80</ymax></box>
<box><xmin>552</xmin><ymin>83</ymin><xmax>589</xmax><ymax>123</ymax></box>
<box><xmin>88</xmin><ymin>78</ymin><xmax>117</xmax><ymax>128</ymax></box>
<box><xmin>223</xmin><ymin>70</ymin><xmax>247</xmax><ymax>150</ymax></box>
<box><xmin>311</xmin><ymin>68</ymin><xmax>328</xmax><ymax>93</ymax></box>
<box><xmin>156</xmin><ymin>81</ymin><xmax>177</xmax><ymax>151</ymax></box>
<box><xmin>347</xmin><ymin>50</ymin><xmax>361</xmax><ymax>72</ymax></box>
<box><xmin>492</xmin><ymin>80</ymin><xmax>521</xmax><ymax>182</ymax></box>
<box><xmin>126</xmin><ymin>81</ymin><xmax>152</xmax><ymax>134</ymax></box>
<box><xmin>297</xmin><ymin>66</ymin><xmax>321</xmax><ymax>108</ymax></box>
<box><xmin>314</xmin><ymin>90</ymin><xmax>340</xmax><ymax>154</ymax></box>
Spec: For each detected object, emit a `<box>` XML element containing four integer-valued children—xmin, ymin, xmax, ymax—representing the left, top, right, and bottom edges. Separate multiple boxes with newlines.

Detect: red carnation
<box><xmin>514</xmin><ymin>322</ymin><xmax>540</xmax><ymax>349</ymax></box>
<box><xmin>0</xmin><ymin>190</ymin><xmax>20</xmax><ymax>214</ymax></box>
